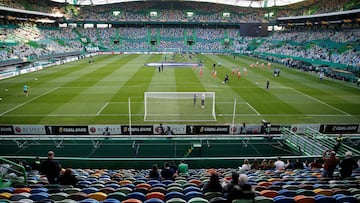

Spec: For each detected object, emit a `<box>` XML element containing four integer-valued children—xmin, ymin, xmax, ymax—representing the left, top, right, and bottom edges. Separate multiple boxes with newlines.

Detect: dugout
<box><xmin>328</xmin><ymin>69</ymin><xmax>357</xmax><ymax>82</ymax></box>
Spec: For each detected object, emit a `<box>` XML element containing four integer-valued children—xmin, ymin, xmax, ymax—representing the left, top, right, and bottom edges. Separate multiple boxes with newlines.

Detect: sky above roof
<box><xmin>51</xmin><ymin>0</ymin><xmax>306</xmax><ymax>8</ymax></box>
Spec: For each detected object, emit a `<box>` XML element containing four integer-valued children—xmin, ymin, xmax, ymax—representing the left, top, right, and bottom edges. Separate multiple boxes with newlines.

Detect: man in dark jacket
<box><xmin>41</xmin><ymin>151</ymin><xmax>62</xmax><ymax>184</ymax></box>
<box><xmin>340</xmin><ymin>151</ymin><xmax>358</xmax><ymax>179</ymax></box>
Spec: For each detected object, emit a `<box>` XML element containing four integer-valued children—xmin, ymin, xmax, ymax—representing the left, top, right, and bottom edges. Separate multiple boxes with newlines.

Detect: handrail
<box><xmin>0</xmin><ymin>157</ymin><xmax>27</xmax><ymax>185</ymax></box>
<box><xmin>282</xmin><ymin>128</ymin><xmax>325</xmax><ymax>156</ymax></box>
<box><xmin>304</xmin><ymin>127</ymin><xmax>360</xmax><ymax>156</ymax></box>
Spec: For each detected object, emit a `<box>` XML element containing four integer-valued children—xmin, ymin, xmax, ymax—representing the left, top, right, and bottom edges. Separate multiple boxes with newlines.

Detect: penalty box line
<box><xmin>245</xmin><ymin>102</ymin><xmax>261</xmax><ymax>116</ymax></box>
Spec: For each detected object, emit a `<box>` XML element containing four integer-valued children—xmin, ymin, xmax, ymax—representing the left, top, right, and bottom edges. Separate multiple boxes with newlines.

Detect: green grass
<box><xmin>0</xmin><ymin>54</ymin><xmax>359</xmax><ymax>125</ymax></box>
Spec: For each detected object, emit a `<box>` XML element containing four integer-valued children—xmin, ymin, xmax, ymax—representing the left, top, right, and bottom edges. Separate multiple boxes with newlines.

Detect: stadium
<box><xmin>0</xmin><ymin>0</ymin><xmax>360</xmax><ymax>202</ymax></box>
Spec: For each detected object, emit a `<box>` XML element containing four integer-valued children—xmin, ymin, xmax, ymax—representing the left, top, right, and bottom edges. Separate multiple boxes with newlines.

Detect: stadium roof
<box><xmin>51</xmin><ymin>0</ymin><xmax>306</xmax><ymax>8</ymax></box>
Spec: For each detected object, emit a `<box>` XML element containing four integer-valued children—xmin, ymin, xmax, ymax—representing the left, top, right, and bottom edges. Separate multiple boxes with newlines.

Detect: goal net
<box><xmin>163</xmin><ymin>48</ymin><xmax>181</xmax><ymax>54</ymax></box>
<box><xmin>144</xmin><ymin>92</ymin><xmax>216</xmax><ymax>122</ymax></box>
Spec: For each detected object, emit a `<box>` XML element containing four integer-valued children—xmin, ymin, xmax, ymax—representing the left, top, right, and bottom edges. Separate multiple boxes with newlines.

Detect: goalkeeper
<box><xmin>201</xmin><ymin>93</ymin><xmax>205</xmax><ymax>109</ymax></box>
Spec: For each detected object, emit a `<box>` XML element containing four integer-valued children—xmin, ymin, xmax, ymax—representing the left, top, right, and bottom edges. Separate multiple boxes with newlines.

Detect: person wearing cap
<box><xmin>339</xmin><ymin>151</ymin><xmax>358</xmax><ymax>179</ymax></box>
<box><xmin>322</xmin><ymin>150</ymin><xmax>338</xmax><ymax>178</ymax></box>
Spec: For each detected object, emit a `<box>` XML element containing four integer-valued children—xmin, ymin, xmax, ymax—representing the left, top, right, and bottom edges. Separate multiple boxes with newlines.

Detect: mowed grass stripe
<box><xmin>222</xmin><ymin>55</ymin><xmax>344</xmax><ymax>115</ymax></box>
<box><xmin>94</xmin><ymin>54</ymin><xmax>156</xmax><ymax>124</ymax></box>
<box><xmin>237</xmin><ymin>55</ymin><xmax>360</xmax><ymax>115</ymax></box>
<box><xmin>5</xmin><ymin>55</ymin><xmax>130</xmax><ymax>114</ymax></box>
<box><xmin>0</xmin><ymin>55</ymin><xmax>112</xmax><ymax>115</ymax></box>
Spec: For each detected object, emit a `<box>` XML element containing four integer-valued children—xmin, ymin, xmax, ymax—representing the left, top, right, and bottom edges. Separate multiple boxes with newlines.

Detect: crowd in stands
<box><xmin>1</xmin><ymin>25</ymin><xmax>359</xmax><ymax>69</ymax></box>
<box><xmin>255</xmin><ymin>29</ymin><xmax>360</xmax><ymax>67</ymax></box>
<box><xmin>0</xmin><ymin>149</ymin><xmax>359</xmax><ymax>203</ymax></box>
<box><xmin>1</xmin><ymin>0</ymin><xmax>358</xmax><ymax>24</ymax></box>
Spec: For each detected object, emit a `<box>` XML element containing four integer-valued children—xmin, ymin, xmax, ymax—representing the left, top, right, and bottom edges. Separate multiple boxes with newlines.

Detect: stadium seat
<box><xmin>106</xmin><ymin>192</ymin><xmax>126</xmax><ymax>201</ymax></box>
<box><xmin>82</xmin><ymin>188</ymin><xmax>100</xmax><ymax>194</ymax></box>
<box><xmin>161</xmin><ymin>180</ymin><xmax>174</xmax><ymax>186</ymax></box>
<box><xmin>144</xmin><ymin>198</ymin><xmax>165</xmax><ymax>203</ymax></box>
<box><xmin>29</xmin><ymin>192</ymin><xmax>49</xmax><ymax>201</ymax></box>
<box><xmin>314</xmin><ymin>195</ymin><xmax>336</xmax><ymax>203</ymax></box>
<box><xmin>79</xmin><ymin>198</ymin><xmax>99</xmax><ymax>203</ymax></box>
<box><xmin>68</xmin><ymin>192</ymin><xmax>88</xmax><ymax>201</ymax></box>
<box><xmin>0</xmin><ymin>192</ymin><xmax>11</xmax><ymax>199</ymax></box>
<box><xmin>259</xmin><ymin>190</ymin><xmax>279</xmax><ymax>198</ymax></box>
<box><xmin>293</xmin><ymin>195</ymin><xmax>315</xmax><ymax>203</ymax></box>
<box><xmin>105</xmin><ymin>184</ymin><xmax>121</xmax><ymax>190</ymax></box>
<box><xmin>314</xmin><ymin>189</ymin><xmax>333</xmax><ymax>196</ymax></box>
<box><xmin>137</xmin><ymin>183</ymin><xmax>152</xmax><ymax>190</ymax></box>
<box><xmin>127</xmin><ymin>192</ymin><xmax>147</xmax><ymax>202</ymax></box>
<box><xmin>146</xmin><ymin>192</ymin><xmax>165</xmax><ymax>200</ymax></box>
<box><xmin>188</xmin><ymin>197</ymin><xmax>209</xmax><ymax>203</ymax></box>
<box><xmin>279</xmin><ymin>190</ymin><xmax>297</xmax><ymax>197</ymax></box>
<box><xmin>101</xmin><ymin>198</ymin><xmax>121</xmax><ymax>203</ymax></box>
<box><xmin>14</xmin><ymin>188</ymin><xmax>32</xmax><ymax>194</ymax></box>
<box><xmin>31</xmin><ymin>188</ymin><xmax>49</xmax><ymax>194</ymax></box>
<box><xmin>232</xmin><ymin>199</ymin><xmax>255</xmax><ymax>203</ymax></box>
<box><xmin>273</xmin><ymin>196</ymin><xmax>294</xmax><ymax>203</ymax></box>
<box><xmin>295</xmin><ymin>190</ymin><xmax>315</xmax><ymax>196</ymax></box>
<box><xmin>184</xmin><ymin>186</ymin><xmax>201</xmax><ymax>193</ymax></box>
<box><xmin>122</xmin><ymin>198</ymin><xmax>143</xmax><ymax>203</ymax></box>
<box><xmin>88</xmin><ymin>192</ymin><xmax>108</xmax><ymax>201</ymax></box>
<box><xmin>49</xmin><ymin>192</ymin><xmax>69</xmax><ymax>201</ymax></box>
<box><xmin>333</xmin><ymin>194</ymin><xmax>357</xmax><ymax>203</ymax></box>
<box><xmin>0</xmin><ymin>188</ymin><xmax>14</xmax><ymax>193</ymax></box>
<box><xmin>254</xmin><ymin>196</ymin><xmax>273</xmax><ymax>203</ymax></box>
<box><xmin>184</xmin><ymin>191</ymin><xmax>203</xmax><ymax>201</ymax></box>
<box><xmin>64</xmin><ymin>188</ymin><xmax>82</xmax><ymax>194</ymax></box>
<box><xmin>147</xmin><ymin>180</ymin><xmax>161</xmax><ymax>186</ymax></box>
<box><xmin>165</xmin><ymin>197</ymin><xmax>186</xmax><ymax>203</ymax></box>
<box><xmin>165</xmin><ymin>192</ymin><xmax>184</xmax><ymax>201</ymax></box>
<box><xmin>116</xmin><ymin>187</ymin><xmax>133</xmax><ymax>195</ymax></box>
<box><xmin>9</xmin><ymin>193</ymin><xmax>31</xmax><ymax>201</ymax></box>
<box><xmin>149</xmin><ymin>187</ymin><xmax>166</xmax><ymax>194</ymax></box>
<box><xmin>167</xmin><ymin>186</ymin><xmax>183</xmax><ymax>193</ymax></box>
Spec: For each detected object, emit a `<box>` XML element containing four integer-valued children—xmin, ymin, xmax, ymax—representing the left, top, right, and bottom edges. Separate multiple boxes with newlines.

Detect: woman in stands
<box><xmin>149</xmin><ymin>164</ymin><xmax>160</xmax><ymax>180</ymax></box>
<box><xmin>202</xmin><ymin>173</ymin><xmax>223</xmax><ymax>194</ymax></box>
<box><xmin>58</xmin><ymin>168</ymin><xmax>78</xmax><ymax>186</ymax></box>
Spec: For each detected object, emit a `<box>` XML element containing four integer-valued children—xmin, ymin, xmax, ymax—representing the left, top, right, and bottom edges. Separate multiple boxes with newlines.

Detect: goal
<box><xmin>163</xmin><ymin>48</ymin><xmax>181</xmax><ymax>54</ymax></box>
<box><xmin>144</xmin><ymin>92</ymin><xmax>216</xmax><ymax>122</ymax></box>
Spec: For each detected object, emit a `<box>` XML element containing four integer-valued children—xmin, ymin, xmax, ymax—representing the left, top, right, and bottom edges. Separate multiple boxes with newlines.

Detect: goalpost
<box><xmin>163</xmin><ymin>48</ymin><xmax>181</xmax><ymax>54</ymax></box>
<box><xmin>144</xmin><ymin>92</ymin><xmax>216</xmax><ymax>122</ymax></box>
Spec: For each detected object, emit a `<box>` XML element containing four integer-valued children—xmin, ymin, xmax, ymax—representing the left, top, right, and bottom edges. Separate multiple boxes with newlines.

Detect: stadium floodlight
<box><xmin>144</xmin><ymin>92</ymin><xmax>216</xmax><ymax>122</ymax></box>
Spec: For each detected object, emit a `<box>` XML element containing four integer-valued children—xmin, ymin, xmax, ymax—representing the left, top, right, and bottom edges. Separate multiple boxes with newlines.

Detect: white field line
<box><xmin>0</xmin><ymin>87</ymin><xmax>59</xmax><ymax>116</ymax></box>
<box><xmin>1</xmin><ymin>114</ymin><xmax>358</xmax><ymax>117</ymax></box>
<box><xmin>288</xmin><ymin>87</ymin><xmax>351</xmax><ymax>116</ymax></box>
<box><xmin>96</xmin><ymin>102</ymin><xmax>109</xmax><ymax>115</ymax></box>
<box><xmin>246</xmin><ymin>102</ymin><xmax>261</xmax><ymax>115</ymax></box>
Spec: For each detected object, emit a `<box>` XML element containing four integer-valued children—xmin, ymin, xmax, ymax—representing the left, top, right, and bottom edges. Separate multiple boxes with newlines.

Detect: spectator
<box><xmin>227</xmin><ymin>174</ymin><xmax>255</xmax><ymax>202</ymax></box>
<box><xmin>239</xmin><ymin>159</ymin><xmax>251</xmax><ymax>172</ymax></box>
<box><xmin>274</xmin><ymin>157</ymin><xmax>285</xmax><ymax>171</ymax></box>
<box><xmin>322</xmin><ymin>150</ymin><xmax>338</xmax><ymax>178</ymax></box>
<box><xmin>293</xmin><ymin>158</ymin><xmax>304</xmax><ymax>169</ymax></box>
<box><xmin>202</xmin><ymin>173</ymin><xmax>223</xmax><ymax>194</ymax></box>
<box><xmin>333</xmin><ymin>134</ymin><xmax>344</xmax><ymax>153</ymax></box>
<box><xmin>149</xmin><ymin>164</ymin><xmax>160</xmax><ymax>180</ymax></box>
<box><xmin>222</xmin><ymin>172</ymin><xmax>239</xmax><ymax>194</ymax></box>
<box><xmin>339</xmin><ymin>151</ymin><xmax>358</xmax><ymax>179</ymax></box>
<box><xmin>169</xmin><ymin>160</ymin><xmax>178</xmax><ymax>174</ymax></box>
<box><xmin>161</xmin><ymin>162</ymin><xmax>174</xmax><ymax>180</ymax></box>
<box><xmin>31</xmin><ymin>156</ymin><xmax>41</xmax><ymax>171</ymax></box>
<box><xmin>251</xmin><ymin>159</ymin><xmax>260</xmax><ymax>170</ymax></box>
<box><xmin>285</xmin><ymin>159</ymin><xmax>294</xmax><ymax>170</ymax></box>
<box><xmin>58</xmin><ymin>168</ymin><xmax>78</xmax><ymax>186</ymax></box>
<box><xmin>178</xmin><ymin>160</ymin><xmax>189</xmax><ymax>175</ymax></box>
<box><xmin>310</xmin><ymin>158</ymin><xmax>322</xmax><ymax>169</ymax></box>
<box><xmin>40</xmin><ymin>151</ymin><xmax>62</xmax><ymax>184</ymax></box>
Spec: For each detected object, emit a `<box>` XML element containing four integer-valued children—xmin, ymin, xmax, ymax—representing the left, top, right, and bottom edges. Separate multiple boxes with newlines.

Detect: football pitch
<box><xmin>0</xmin><ymin>54</ymin><xmax>359</xmax><ymax>125</ymax></box>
